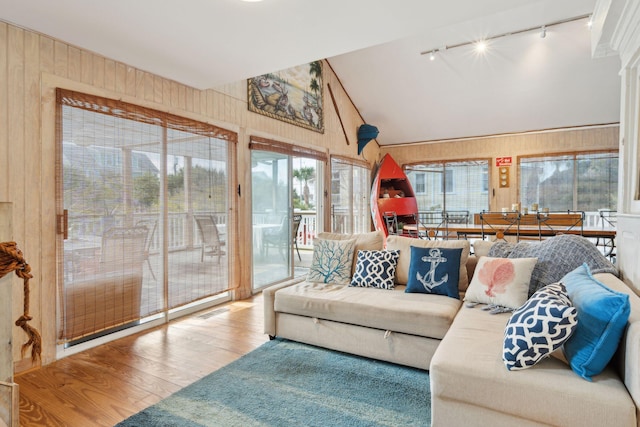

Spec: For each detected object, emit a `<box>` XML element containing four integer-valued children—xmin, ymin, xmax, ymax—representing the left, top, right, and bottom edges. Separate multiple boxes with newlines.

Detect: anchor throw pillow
<box><xmin>405</xmin><ymin>246</ymin><xmax>462</xmax><ymax>298</ymax></box>
<box><xmin>503</xmin><ymin>282</ymin><xmax>577</xmax><ymax>371</ymax></box>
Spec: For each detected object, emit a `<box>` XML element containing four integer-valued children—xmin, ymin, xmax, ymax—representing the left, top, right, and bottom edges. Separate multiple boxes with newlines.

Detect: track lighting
<box><xmin>420</xmin><ymin>14</ymin><xmax>590</xmax><ymax>60</ymax></box>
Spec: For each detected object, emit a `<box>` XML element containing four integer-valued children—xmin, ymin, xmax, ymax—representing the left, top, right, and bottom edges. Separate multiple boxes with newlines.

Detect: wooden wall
<box><xmin>0</xmin><ymin>20</ymin><xmax>379</xmax><ymax>371</ymax></box>
<box><xmin>381</xmin><ymin>126</ymin><xmax>620</xmax><ymax>212</ymax></box>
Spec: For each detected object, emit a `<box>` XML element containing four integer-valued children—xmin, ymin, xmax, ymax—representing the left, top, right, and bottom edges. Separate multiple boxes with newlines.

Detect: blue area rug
<box><xmin>117</xmin><ymin>339</ymin><xmax>431</xmax><ymax>426</ymax></box>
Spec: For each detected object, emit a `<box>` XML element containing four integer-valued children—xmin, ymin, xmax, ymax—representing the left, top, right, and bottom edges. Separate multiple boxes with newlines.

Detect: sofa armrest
<box><xmin>263</xmin><ymin>277</ymin><xmax>305</xmax><ymax>336</ymax></box>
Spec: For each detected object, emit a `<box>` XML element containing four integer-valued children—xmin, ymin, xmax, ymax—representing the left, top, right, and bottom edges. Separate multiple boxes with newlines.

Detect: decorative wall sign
<box><xmin>248</xmin><ymin>61</ymin><xmax>324</xmax><ymax>133</ymax></box>
<box><xmin>496</xmin><ymin>157</ymin><xmax>512</xmax><ymax>167</ymax></box>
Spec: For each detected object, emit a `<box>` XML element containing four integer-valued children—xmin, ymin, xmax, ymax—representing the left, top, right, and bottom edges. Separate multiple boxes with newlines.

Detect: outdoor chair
<box><xmin>263</xmin><ymin>214</ymin><xmax>302</xmax><ymax>260</ymax></box>
<box><xmin>136</xmin><ymin>219</ymin><xmax>158</xmax><ymax>280</ymax></box>
<box><xmin>194</xmin><ymin>214</ymin><xmax>226</xmax><ymax>264</ymax></box>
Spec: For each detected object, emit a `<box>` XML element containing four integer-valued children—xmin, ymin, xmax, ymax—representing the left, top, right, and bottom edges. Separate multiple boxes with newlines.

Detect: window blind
<box><xmin>56</xmin><ymin>89</ymin><xmax>236</xmax><ymax>343</ymax></box>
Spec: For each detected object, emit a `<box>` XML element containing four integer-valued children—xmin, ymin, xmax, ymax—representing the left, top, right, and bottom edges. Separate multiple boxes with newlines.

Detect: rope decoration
<box><xmin>0</xmin><ymin>241</ymin><xmax>42</xmax><ymax>363</ymax></box>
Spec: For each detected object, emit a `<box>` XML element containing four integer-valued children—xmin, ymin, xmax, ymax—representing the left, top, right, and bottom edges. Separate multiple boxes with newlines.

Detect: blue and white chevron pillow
<box><xmin>503</xmin><ymin>282</ymin><xmax>577</xmax><ymax>370</ymax></box>
<box><xmin>350</xmin><ymin>250</ymin><xmax>400</xmax><ymax>290</ymax></box>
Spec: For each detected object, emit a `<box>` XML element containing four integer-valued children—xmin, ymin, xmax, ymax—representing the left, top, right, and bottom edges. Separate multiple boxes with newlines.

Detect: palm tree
<box><xmin>293</xmin><ymin>166</ymin><xmax>315</xmax><ymax>207</ymax></box>
<box><xmin>310</xmin><ymin>78</ymin><xmax>319</xmax><ymax>99</ymax></box>
<box><xmin>309</xmin><ymin>61</ymin><xmax>322</xmax><ymax>80</ymax></box>
<box><xmin>309</xmin><ymin>61</ymin><xmax>322</xmax><ymax>99</ymax></box>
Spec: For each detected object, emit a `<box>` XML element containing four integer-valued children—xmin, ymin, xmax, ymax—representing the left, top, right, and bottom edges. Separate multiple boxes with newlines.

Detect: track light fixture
<box><xmin>420</xmin><ymin>14</ymin><xmax>590</xmax><ymax>60</ymax></box>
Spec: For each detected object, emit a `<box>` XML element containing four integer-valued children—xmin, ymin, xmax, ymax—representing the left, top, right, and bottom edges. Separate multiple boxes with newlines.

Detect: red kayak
<box><xmin>370</xmin><ymin>153</ymin><xmax>419</xmax><ymax>237</ymax></box>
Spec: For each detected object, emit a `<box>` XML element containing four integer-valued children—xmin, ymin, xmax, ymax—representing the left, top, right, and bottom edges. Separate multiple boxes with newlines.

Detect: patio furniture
<box><xmin>263</xmin><ymin>214</ymin><xmax>303</xmax><ymax>260</ymax></box>
<box><xmin>136</xmin><ymin>219</ymin><xmax>157</xmax><ymax>280</ymax></box>
<box><xmin>194</xmin><ymin>214</ymin><xmax>226</xmax><ymax>264</ymax></box>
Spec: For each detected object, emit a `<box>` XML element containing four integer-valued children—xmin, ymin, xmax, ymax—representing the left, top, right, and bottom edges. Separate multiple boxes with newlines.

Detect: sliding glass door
<box><xmin>249</xmin><ymin>136</ymin><xmax>327</xmax><ymax>290</ymax></box>
<box><xmin>57</xmin><ymin>89</ymin><xmax>236</xmax><ymax>345</ymax></box>
<box><xmin>251</xmin><ymin>151</ymin><xmax>293</xmax><ymax>289</ymax></box>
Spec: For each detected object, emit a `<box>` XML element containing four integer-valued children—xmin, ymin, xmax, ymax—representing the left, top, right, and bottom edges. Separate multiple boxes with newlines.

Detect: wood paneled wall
<box><xmin>381</xmin><ymin>126</ymin><xmax>620</xmax><ymax>212</ymax></box>
<box><xmin>0</xmin><ymin>20</ymin><xmax>378</xmax><ymax>371</ymax></box>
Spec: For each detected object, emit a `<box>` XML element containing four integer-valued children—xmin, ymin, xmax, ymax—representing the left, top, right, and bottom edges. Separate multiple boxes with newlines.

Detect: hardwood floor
<box><xmin>15</xmin><ymin>294</ymin><xmax>268</xmax><ymax>427</ymax></box>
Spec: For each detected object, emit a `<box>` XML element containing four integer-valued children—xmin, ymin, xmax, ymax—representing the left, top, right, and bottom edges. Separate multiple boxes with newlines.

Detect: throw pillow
<box><xmin>405</xmin><ymin>246</ymin><xmax>462</xmax><ymax>298</ymax></box>
<box><xmin>386</xmin><ymin>235</ymin><xmax>471</xmax><ymax>291</ymax></box>
<box><xmin>487</xmin><ymin>234</ymin><xmax>617</xmax><ymax>297</ymax></box>
<box><xmin>464</xmin><ymin>257</ymin><xmax>538</xmax><ymax>309</ymax></box>
<box><xmin>317</xmin><ymin>231</ymin><xmax>384</xmax><ymax>275</ymax></box>
<box><xmin>307</xmin><ymin>238</ymin><xmax>356</xmax><ymax>285</ymax></box>
<box><xmin>350</xmin><ymin>250</ymin><xmax>400</xmax><ymax>290</ymax></box>
<box><xmin>503</xmin><ymin>282</ymin><xmax>578</xmax><ymax>370</ymax></box>
<box><xmin>562</xmin><ymin>263</ymin><xmax>630</xmax><ymax>381</ymax></box>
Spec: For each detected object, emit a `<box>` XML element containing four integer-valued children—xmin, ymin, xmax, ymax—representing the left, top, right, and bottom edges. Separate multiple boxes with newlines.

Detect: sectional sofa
<box><xmin>263</xmin><ymin>231</ymin><xmax>640</xmax><ymax>426</ymax></box>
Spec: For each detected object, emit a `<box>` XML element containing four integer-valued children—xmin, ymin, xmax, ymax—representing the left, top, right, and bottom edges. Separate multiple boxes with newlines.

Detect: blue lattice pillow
<box><xmin>503</xmin><ymin>282</ymin><xmax>577</xmax><ymax>371</ymax></box>
<box><xmin>350</xmin><ymin>250</ymin><xmax>400</xmax><ymax>290</ymax></box>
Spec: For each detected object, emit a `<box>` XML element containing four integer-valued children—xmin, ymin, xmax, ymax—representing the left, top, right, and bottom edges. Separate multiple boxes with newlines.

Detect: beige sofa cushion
<box><xmin>274</xmin><ymin>281</ymin><xmax>461</xmax><ymax>339</ymax></box>
<box><xmin>430</xmin><ymin>295</ymin><xmax>636</xmax><ymax>427</ymax></box>
<box><xmin>386</xmin><ymin>235</ymin><xmax>471</xmax><ymax>291</ymax></box>
<box><xmin>317</xmin><ymin>230</ymin><xmax>384</xmax><ymax>275</ymax></box>
<box><xmin>473</xmin><ymin>239</ymin><xmax>494</xmax><ymax>258</ymax></box>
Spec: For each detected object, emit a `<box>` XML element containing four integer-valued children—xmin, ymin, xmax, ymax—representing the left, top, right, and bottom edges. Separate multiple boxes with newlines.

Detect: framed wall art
<box><xmin>248</xmin><ymin>60</ymin><xmax>324</xmax><ymax>133</ymax></box>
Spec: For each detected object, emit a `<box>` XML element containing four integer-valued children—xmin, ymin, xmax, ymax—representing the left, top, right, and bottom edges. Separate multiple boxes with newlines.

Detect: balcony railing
<box><xmin>69</xmin><ymin>210</ymin><xmax>320</xmax><ymax>253</ymax></box>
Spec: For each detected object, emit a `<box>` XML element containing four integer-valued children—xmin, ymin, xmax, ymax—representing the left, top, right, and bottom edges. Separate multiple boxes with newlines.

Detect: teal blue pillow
<box><xmin>562</xmin><ymin>263</ymin><xmax>630</xmax><ymax>381</ymax></box>
<box><xmin>405</xmin><ymin>246</ymin><xmax>461</xmax><ymax>298</ymax></box>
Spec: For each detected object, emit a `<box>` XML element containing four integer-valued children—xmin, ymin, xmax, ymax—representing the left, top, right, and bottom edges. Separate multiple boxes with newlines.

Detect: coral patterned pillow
<box><xmin>307</xmin><ymin>238</ymin><xmax>356</xmax><ymax>285</ymax></box>
<box><xmin>464</xmin><ymin>256</ymin><xmax>538</xmax><ymax>309</ymax></box>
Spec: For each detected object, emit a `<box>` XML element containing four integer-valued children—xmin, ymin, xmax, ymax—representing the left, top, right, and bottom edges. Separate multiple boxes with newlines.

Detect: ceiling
<box><xmin>0</xmin><ymin>0</ymin><xmax>621</xmax><ymax>145</ymax></box>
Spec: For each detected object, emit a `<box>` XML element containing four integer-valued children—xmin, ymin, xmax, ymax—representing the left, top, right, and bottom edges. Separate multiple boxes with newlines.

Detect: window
<box><xmin>405</xmin><ymin>160</ymin><xmax>489</xmax><ymax>215</ymax></box>
<box><xmin>331</xmin><ymin>156</ymin><xmax>371</xmax><ymax>234</ymax></box>
<box><xmin>519</xmin><ymin>151</ymin><xmax>618</xmax><ymax>213</ymax></box>
<box><xmin>414</xmin><ymin>173</ymin><xmax>426</xmax><ymax>194</ymax></box>
<box><xmin>444</xmin><ymin>169</ymin><xmax>454</xmax><ymax>194</ymax></box>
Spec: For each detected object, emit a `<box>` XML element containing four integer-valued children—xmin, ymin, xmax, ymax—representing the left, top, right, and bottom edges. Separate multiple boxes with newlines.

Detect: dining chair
<box><xmin>383</xmin><ymin>211</ymin><xmax>400</xmax><ymax>236</ymax></box>
<box><xmin>479</xmin><ymin>211</ymin><xmax>520</xmax><ymax>241</ymax></box>
<box><xmin>537</xmin><ymin>210</ymin><xmax>584</xmax><ymax>238</ymax></box>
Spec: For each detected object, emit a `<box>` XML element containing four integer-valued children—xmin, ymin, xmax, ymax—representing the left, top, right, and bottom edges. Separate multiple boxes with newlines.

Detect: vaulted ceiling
<box><xmin>0</xmin><ymin>0</ymin><xmax>621</xmax><ymax>145</ymax></box>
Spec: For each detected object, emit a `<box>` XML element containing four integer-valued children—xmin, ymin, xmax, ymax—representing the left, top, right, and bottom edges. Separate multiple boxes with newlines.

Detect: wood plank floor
<box><xmin>15</xmin><ymin>294</ymin><xmax>268</xmax><ymax>427</ymax></box>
